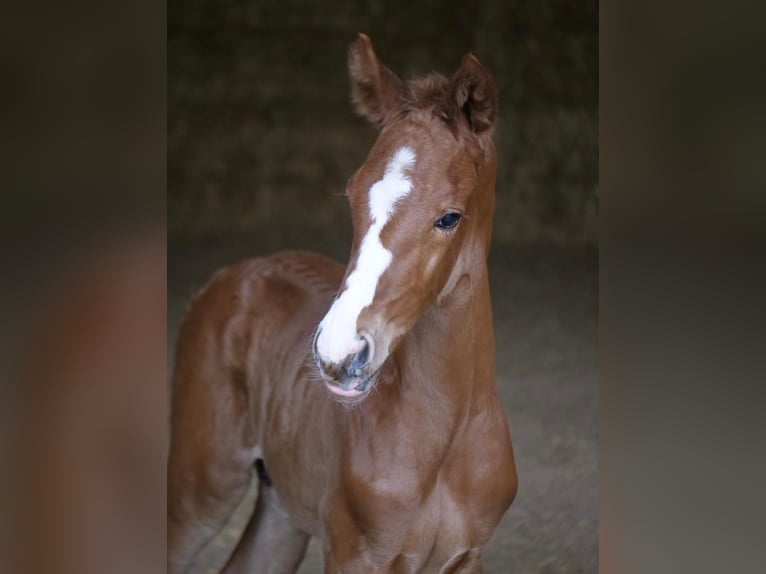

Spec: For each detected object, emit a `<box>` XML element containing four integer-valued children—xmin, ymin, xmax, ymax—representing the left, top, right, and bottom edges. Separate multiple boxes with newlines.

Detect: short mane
<box><xmin>404</xmin><ymin>73</ymin><xmax>450</xmax><ymax>115</ymax></box>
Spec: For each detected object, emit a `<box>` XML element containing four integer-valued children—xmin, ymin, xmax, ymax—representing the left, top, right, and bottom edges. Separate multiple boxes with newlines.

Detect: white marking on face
<box><xmin>316</xmin><ymin>147</ymin><xmax>415</xmax><ymax>363</ymax></box>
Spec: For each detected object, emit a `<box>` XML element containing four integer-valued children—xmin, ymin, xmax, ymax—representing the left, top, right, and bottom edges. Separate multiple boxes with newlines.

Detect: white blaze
<box><xmin>316</xmin><ymin>147</ymin><xmax>415</xmax><ymax>363</ymax></box>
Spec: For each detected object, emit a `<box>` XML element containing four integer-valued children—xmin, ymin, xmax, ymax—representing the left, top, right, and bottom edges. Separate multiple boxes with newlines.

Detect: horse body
<box><xmin>169</xmin><ymin>35</ymin><xmax>517</xmax><ymax>574</ymax></box>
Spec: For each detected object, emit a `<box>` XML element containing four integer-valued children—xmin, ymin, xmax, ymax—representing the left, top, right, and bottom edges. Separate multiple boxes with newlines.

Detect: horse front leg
<box><xmin>222</xmin><ymin>481</ymin><xmax>309</xmax><ymax>574</ymax></box>
<box><xmin>439</xmin><ymin>549</ymin><xmax>483</xmax><ymax>574</ymax></box>
<box><xmin>167</xmin><ymin>332</ymin><xmax>259</xmax><ymax>573</ymax></box>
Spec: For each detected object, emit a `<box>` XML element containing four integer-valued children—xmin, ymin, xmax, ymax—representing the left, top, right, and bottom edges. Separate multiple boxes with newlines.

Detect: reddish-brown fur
<box><xmin>168</xmin><ymin>34</ymin><xmax>517</xmax><ymax>573</ymax></box>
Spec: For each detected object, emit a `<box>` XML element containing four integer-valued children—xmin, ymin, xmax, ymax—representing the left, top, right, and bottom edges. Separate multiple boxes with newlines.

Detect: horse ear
<box><xmin>449</xmin><ymin>53</ymin><xmax>497</xmax><ymax>136</ymax></box>
<box><xmin>348</xmin><ymin>34</ymin><xmax>405</xmax><ymax>127</ymax></box>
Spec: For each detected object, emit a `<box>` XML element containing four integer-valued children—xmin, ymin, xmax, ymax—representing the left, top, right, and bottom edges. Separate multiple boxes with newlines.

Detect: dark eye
<box><xmin>434</xmin><ymin>212</ymin><xmax>461</xmax><ymax>231</ymax></box>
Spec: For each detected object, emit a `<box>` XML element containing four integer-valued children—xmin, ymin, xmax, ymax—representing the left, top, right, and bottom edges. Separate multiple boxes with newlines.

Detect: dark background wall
<box><xmin>169</xmin><ymin>0</ymin><xmax>598</xmax><ymax>245</ymax></box>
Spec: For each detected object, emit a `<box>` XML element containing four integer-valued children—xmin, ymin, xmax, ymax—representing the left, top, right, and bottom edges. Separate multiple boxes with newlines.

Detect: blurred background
<box><xmin>169</xmin><ymin>0</ymin><xmax>598</xmax><ymax>572</ymax></box>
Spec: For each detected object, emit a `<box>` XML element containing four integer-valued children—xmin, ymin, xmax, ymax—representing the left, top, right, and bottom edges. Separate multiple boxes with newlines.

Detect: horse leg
<box><xmin>439</xmin><ymin>549</ymin><xmax>483</xmax><ymax>574</ymax></box>
<box><xmin>167</xmin><ymin>364</ymin><xmax>257</xmax><ymax>573</ymax></box>
<box><xmin>222</xmin><ymin>477</ymin><xmax>309</xmax><ymax>574</ymax></box>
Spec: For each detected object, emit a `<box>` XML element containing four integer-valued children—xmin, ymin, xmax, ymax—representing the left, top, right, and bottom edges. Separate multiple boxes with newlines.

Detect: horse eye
<box><xmin>434</xmin><ymin>212</ymin><xmax>461</xmax><ymax>231</ymax></box>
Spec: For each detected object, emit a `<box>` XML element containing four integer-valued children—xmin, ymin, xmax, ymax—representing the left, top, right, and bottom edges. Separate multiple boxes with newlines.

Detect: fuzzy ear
<box><xmin>348</xmin><ymin>34</ymin><xmax>405</xmax><ymax>127</ymax></box>
<box><xmin>449</xmin><ymin>53</ymin><xmax>497</xmax><ymax>135</ymax></box>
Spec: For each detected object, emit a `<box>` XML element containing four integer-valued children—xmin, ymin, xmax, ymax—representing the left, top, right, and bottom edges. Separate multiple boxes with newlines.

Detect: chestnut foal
<box><xmin>168</xmin><ymin>35</ymin><xmax>517</xmax><ymax>574</ymax></box>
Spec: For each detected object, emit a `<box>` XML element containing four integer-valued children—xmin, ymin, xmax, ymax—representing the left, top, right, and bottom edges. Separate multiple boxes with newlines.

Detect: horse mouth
<box><xmin>323</xmin><ymin>368</ymin><xmax>380</xmax><ymax>401</ymax></box>
<box><xmin>324</xmin><ymin>381</ymin><xmax>367</xmax><ymax>399</ymax></box>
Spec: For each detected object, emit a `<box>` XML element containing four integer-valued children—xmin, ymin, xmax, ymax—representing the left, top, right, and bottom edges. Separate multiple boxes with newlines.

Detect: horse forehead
<box><xmin>407</xmin><ymin>147</ymin><xmax>476</xmax><ymax>202</ymax></box>
<box><xmin>381</xmin><ymin>144</ymin><xmax>460</xmax><ymax>188</ymax></box>
<box><xmin>370</xmin><ymin>120</ymin><xmax>454</xmax><ymax>167</ymax></box>
<box><xmin>351</xmin><ymin>128</ymin><xmax>473</xmax><ymax>211</ymax></box>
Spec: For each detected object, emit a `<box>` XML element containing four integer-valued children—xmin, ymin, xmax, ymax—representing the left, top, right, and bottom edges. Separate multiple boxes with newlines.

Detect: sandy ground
<box><xmin>169</xmin><ymin>233</ymin><xmax>598</xmax><ymax>574</ymax></box>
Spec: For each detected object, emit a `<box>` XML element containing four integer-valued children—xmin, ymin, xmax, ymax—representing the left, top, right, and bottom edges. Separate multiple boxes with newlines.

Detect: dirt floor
<box><xmin>168</xmin><ymin>232</ymin><xmax>598</xmax><ymax>574</ymax></box>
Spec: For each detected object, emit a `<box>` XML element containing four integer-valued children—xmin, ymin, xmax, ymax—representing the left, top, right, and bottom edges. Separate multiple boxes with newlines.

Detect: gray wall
<box><xmin>169</xmin><ymin>0</ymin><xmax>598</xmax><ymax>245</ymax></box>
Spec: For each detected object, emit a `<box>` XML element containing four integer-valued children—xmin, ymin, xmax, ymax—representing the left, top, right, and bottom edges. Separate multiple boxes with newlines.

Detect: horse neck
<box><xmin>356</xmin><ymin>258</ymin><xmax>495</xmax><ymax>435</ymax></box>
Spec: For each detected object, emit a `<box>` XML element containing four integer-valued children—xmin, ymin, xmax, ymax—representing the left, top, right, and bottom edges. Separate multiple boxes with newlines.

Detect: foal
<box><xmin>168</xmin><ymin>34</ymin><xmax>517</xmax><ymax>573</ymax></box>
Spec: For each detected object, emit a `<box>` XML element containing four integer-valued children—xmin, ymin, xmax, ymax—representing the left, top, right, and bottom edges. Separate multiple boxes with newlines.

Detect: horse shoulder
<box><xmin>442</xmin><ymin>398</ymin><xmax>518</xmax><ymax>543</ymax></box>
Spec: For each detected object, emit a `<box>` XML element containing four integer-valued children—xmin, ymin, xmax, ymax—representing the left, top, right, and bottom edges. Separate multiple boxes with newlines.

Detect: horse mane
<box><xmin>400</xmin><ymin>72</ymin><xmax>487</xmax><ymax>151</ymax></box>
<box><xmin>404</xmin><ymin>73</ymin><xmax>450</xmax><ymax>117</ymax></box>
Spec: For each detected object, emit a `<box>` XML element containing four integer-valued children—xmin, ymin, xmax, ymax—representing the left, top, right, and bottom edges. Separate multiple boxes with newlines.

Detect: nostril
<box><xmin>347</xmin><ymin>336</ymin><xmax>371</xmax><ymax>377</ymax></box>
<box><xmin>355</xmin><ymin>338</ymin><xmax>370</xmax><ymax>367</ymax></box>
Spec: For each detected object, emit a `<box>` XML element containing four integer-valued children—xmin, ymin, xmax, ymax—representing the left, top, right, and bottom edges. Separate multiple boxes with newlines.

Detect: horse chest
<box><xmin>326</xmin><ymin>471</ymin><xmax>495</xmax><ymax>573</ymax></box>
<box><xmin>331</xmin><ymin>430</ymin><xmax>512</xmax><ymax>568</ymax></box>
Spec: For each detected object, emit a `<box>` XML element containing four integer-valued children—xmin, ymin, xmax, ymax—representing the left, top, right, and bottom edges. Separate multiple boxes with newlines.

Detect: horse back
<box><xmin>170</xmin><ymin>250</ymin><xmax>343</xmax><ymax>454</ymax></box>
